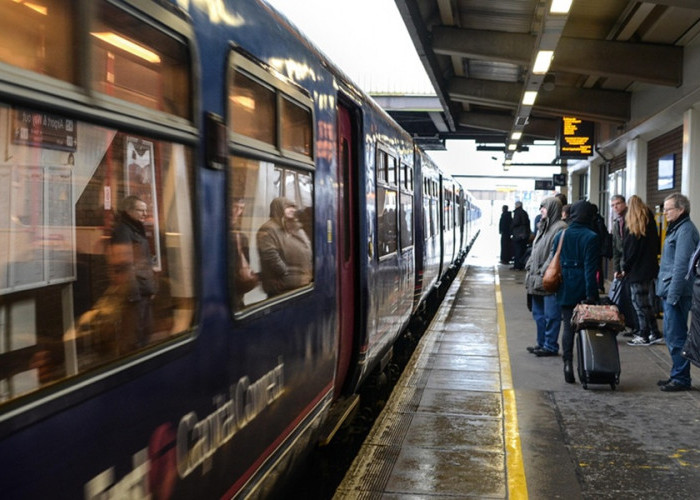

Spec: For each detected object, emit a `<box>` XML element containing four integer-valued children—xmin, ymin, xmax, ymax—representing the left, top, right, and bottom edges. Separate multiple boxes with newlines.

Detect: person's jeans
<box><xmin>532</xmin><ymin>294</ymin><xmax>561</xmax><ymax>352</ymax></box>
<box><xmin>662</xmin><ymin>296</ymin><xmax>692</xmax><ymax>386</ymax></box>
<box><xmin>630</xmin><ymin>281</ymin><xmax>660</xmax><ymax>339</ymax></box>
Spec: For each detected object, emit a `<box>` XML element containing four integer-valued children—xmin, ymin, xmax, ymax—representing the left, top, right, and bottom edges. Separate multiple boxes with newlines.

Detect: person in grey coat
<box><xmin>524</xmin><ymin>196</ymin><xmax>567</xmax><ymax>356</ymax></box>
<box><xmin>656</xmin><ymin>193</ymin><xmax>699</xmax><ymax>391</ymax></box>
<box><xmin>257</xmin><ymin>197</ymin><xmax>313</xmax><ymax>297</ymax></box>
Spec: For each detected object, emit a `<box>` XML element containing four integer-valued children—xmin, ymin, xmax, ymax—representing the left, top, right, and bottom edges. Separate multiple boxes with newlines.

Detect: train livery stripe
<box><xmin>495</xmin><ymin>267</ymin><xmax>529</xmax><ymax>499</ymax></box>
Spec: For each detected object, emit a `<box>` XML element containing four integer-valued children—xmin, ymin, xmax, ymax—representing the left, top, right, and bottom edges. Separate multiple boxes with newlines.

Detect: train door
<box><xmin>335</xmin><ymin>103</ymin><xmax>357</xmax><ymax>393</ymax></box>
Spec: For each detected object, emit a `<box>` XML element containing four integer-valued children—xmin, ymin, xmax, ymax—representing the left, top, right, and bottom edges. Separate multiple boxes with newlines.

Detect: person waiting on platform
<box><xmin>552</xmin><ymin>200</ymin><xmax>600</xmax><ymax>383</ymax></box>
<box><xmin>231</xmin><ymin>197</ymin><xmax>259</xmax><ymax>309</ymax></box>
<box><xmin>525</xmin><ymin>196</ymin><xmax>567</xmax><ymax>357</ymax></box>
<box><xmin>656</xmin><ymin>193</ymin><xmax>699</xmax><ymax>391</ymax></box>
<box><xmin>620</xmin><ymin>195</ymin><xmax>662</xmax><ymax>346</ymax></box>
<box><xmin>511</xmin><ymin>201</ymin><xmax>531</xmax><ymax>270</ymax></box>
<box><xmin>257</xmin><ymin>196</ymin><xmax>312</xmax><ymax>297</ymax></box>
<box><xmin>499</xmin><ymin>205</ymin><xmax>513</xmax><ymax>265</ymax></box>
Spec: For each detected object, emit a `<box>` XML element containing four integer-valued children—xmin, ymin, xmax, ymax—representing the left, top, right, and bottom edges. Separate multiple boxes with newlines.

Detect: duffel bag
<box><xmin>572</xmin><ymin>303</ymin><xmax>626</xmax><ymax>332</ymax></box>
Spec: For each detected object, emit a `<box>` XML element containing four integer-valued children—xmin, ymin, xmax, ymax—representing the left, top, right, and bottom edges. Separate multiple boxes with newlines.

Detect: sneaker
<box><xmin>627</xmin><ymin>335</ymin><xmax>651</xmax><ymax>346</ymax></box>
<box><xmin>648</xmin><ymin>334</ymin><xmax>664</xmax><ymax>345</ymax></box>
<box><xmin>660</xmin><ymin>380</ymin><xmax>691</xmax><ymax>392</ymax></box>
<box><xmin>657</xmin><ymin>378</ymin><xmax>672</xmax><ymax>386</ymax></box>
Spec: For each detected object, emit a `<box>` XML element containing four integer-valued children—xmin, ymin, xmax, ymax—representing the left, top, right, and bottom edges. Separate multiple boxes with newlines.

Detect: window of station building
<box><xmin>228</xmin><ymin>52</ymin><xmax>315</xmax><ymax>313</ymax></box>
<box><xmin>0</xmin><ymin>102</ymin><xmax>196</xmax><ymax>405</ymax></box>
<box><xmin>91</xmin><ymin>1</ymin><xmax>192</xmax><ymax>120</ymax></box>
<box><xmin>0</xmin><ymin>0</ymin><xmax>76</xmax><ymax>84</ymax></box>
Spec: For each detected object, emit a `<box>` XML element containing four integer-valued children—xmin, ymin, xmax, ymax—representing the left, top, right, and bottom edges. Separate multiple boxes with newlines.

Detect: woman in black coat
<box><xmin>499</xmin><ymin>205</ymin><xmax>513</xmax><ymax>264</ymax></box>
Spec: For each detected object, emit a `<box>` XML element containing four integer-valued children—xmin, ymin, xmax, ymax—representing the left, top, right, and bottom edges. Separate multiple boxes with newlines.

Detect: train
<box><xmin>0</xmin><ymin>0</ymin><xmax>480</xmax><ymax>498</ymax></box>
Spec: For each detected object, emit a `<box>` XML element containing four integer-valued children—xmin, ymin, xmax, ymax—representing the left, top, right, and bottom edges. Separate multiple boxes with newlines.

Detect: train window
<box><xmin>399</xmin><ymin>193</ymin><xmax>413</xmax><ymax>249</ymax></box>
<box><xmin>91</xmin><ymin>1</ymin><xmax>192</xmax><ymax>119</ymax></box>
<box><xmin>0</xmin><ymin>0</ymin><xmax>76</xmax><ymax>84</ymax></box>
<box><xmin>281</xmin><ymin>97</ymin><xmax>312</xmax><ymax>157</ymax></box>
<box><xmin>376</xmin><ymin>150</ymin><xmax>387</xmax><ymax>183</ymax></box>
<box><xmin>401</xmin><ymin>163</ymin><xmax>413</xmax><ymax>192</ymax></box>
<box><xmin>229</xmin><ymin>157</ymin><xmax>314</xmax><ymax>311</ymax></box>
<box><xmin>230</xmin><ymin>71</ymin><xmax>276</xmax><ymax>145</ymax></box>
<box><xmin>377</xmin><ymin>188</ymin><xmax>398</xmax><ymax>257</ymax></box>
<box><xmin>387</xmin><ymin>156</ymin><xmax>397</xmax><ymax>185</ymax></box>
<box><xmin>0</xmin><ymin>102</ymin><xmax>196</xmax><ymax>405</ymax></box>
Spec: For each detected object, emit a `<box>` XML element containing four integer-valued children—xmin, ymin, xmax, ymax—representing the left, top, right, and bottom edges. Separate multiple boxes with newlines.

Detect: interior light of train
<box><xmin>14</xmin><ymin>0</ymin><xmax>47</xmax><ymax>15</ymax></box>
<box><xmin>533</xmin><ymin>50</ymin><xmax>554</xmax><ymax>74</ymax></box>
<box><xmin>550</xmin><ymin>0</ymin><xmax>573</xmax><ymax>14</ymax></box>
<box><xmin>90</xmin><ymin>32</ymin><xmax>161</xmax><ymax>64</ymax></box>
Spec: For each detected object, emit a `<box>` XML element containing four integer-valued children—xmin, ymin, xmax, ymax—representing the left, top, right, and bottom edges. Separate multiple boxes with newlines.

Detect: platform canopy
<box><xmin>390</xmin><ymin>0</ymin><xmax>700</xmax><ymax>154</ymax></box>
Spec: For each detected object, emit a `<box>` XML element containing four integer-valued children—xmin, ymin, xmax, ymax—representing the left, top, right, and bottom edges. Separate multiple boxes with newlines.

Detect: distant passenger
<box><xmin>231</xmin><ymin>197</ymin><xmax>258</xmax><ymax>309</ymax></box>
<box><xmin>257</xmin><ymin>197</ymin><xmax>312</xmax><ymax>297</ymax></box>
<box><xmin>511</xmin><ymin>201</ymin><xmax>530</xmax><ymax>270</ymax></box>
<box><xmin>620</xmin><ymin>195</ymin><xmax>661</xmax><ymax>346</ymax></box>
<box><xmin>499</xmin><ymin>205</ymin><xmax>513</xmax><ymax>264</ymax></box>
<box><xmin>656</xmin><ymin>193</ymin><xmax>698</xmax><ymax>391</ymax></box>
<box><xmin>525</xmin><ymin>196</ymin><xmax>566</xmax><ymax>356</ymax></box>
<box><xmin>111</xmin><ymin>195</ymin><xmax>157</xmax><ymax>348</ymax></box>
<box><xmin>561</xmin><ymin>203</ymin><xmax>571</xmax><ymax>221</ymax></box>
<box><xmin>552</xmin><ymin>200</ymin><xmax>600</xmax><ymax>383</ymax></box>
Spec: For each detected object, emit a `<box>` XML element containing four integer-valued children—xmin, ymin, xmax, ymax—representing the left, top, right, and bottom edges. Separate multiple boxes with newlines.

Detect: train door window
<box><xmin>377</xmin><ymin>188</ymin><xmax>398</xmax><ymax>257</ymax></box>
<box><xmin>91</xmin><ymin>0</ymin><xmax>192</xmax><ymax>119</ymax></box>
<box><xmin>228</xmin><ymin>51</ymin><xmax>315</xmax><ymax>312</ymax></box>
<box><xmin>0</xmin><ymin>0</ymin><xmax>76</xmax><ymax>84</ymax></box>
<box><xmin>387</xmin><ymin>156</ymin><xmax>397</xmax><ymax>185</ymax></box>
<box><xmin>377</xmin><ymin>150</ymin><xmax>387</xmax><ymax>183</ymax></box>
<box><xmin>281</xmin><ymin>97</ymin><xmax>312</xmax><ymax>157</ymax></box>
<box><xmin>0</xmin><ymin>102</ymin><xmax>196</xmax><ymax>404</ymax></box>
<box><xmin>399</xmin><ymin>162</ymin><xmax>413</xmax><ymax>249</ymax></box>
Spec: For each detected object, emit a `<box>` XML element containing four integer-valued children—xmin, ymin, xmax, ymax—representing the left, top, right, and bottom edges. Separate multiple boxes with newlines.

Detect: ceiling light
<box><xmin>522</xmin><ymin>91</ymin><xmax>538</xmax><ymax>105</ymax></box>
<box><xmin>550</xmin><ymin>0</ymin><xmax>572</xmax><ymax>14</ymax></box>
<box><xmin>511</xmin><ymin>131</ymin><xmax>522</xmax><ymax>140</ymax></box>
<box><xmin>533</xmin><ymin>50</ymin><xmax>554</xmax><ymax>74</ymax></box>
<box><xmin>508</xmin><ymin>143</ymin><xmax>517</xmax><ymax>151</ymax></box>
<box><xmin>91</xmin><ymin>32</ymin><xmax>161</xmax><ymax>64</ymax></box>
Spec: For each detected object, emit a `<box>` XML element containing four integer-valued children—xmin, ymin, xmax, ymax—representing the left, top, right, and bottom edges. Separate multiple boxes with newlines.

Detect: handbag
<box><xmin>542</xmin><ymin>230</ymin><xmax>565</xmax><ymax>293</ymax></box>
<box><xmin>571</xmin><ymin>303</ymin><xmax>626</xmax><ymax>332</ymax></box>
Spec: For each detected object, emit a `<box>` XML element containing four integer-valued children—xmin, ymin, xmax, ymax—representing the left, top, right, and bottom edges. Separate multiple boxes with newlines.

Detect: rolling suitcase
<box><xmin>576</xmin><ymin>328</ymin><xmax>621</xmax><ymax>390</ymax></box>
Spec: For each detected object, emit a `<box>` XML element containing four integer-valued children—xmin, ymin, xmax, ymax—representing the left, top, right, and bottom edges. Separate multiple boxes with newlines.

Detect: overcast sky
<box><xmin>265</xmin><ymin>0</ymin><xmax>558</xmax><ymax>188</ymax></box>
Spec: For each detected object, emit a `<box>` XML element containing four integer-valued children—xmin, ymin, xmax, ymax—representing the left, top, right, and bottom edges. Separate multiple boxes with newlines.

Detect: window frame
<box><xmin>226</xmin><ymin>49</ymin><xmax>316</xmax><ymax>318</ymax></box>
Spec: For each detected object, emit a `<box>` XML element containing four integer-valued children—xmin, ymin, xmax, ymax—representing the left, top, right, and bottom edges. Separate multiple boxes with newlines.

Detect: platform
<box><xmin>334</xmin><ymin>223</ymin><xmax>700</xmax><ymax>499</ymax></box>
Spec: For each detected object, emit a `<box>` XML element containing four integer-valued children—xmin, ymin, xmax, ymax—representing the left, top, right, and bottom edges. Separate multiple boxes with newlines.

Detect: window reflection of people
<box><xmin>231</xmin><ymin>198</ymin><xmax>258</xmax><ymax>309</ymax></box>
<box><xmin>111</xmin><ymin>195</ymin><xmax>157</xmax><ymax>347</ymax></box>
<box><xmin>257</xmin><ymin>197</ymin><xmax>312</xmax><ymax>297</ymax></box>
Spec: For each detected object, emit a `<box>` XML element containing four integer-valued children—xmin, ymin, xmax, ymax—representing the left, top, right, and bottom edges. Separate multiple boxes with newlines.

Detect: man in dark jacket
<box><xmin>511</xmin><ymin>201</ymin><xmax>531</xmax><ymax>270</ymax></box>
<box><xmin>111</xmin><ymin>195</ymin><xmax>157</xmax><ymax>349</ymax></box>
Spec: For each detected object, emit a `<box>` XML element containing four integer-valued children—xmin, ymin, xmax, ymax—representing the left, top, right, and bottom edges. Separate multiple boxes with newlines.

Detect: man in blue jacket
<box><xmin>657</xmin><ymin>193</ymin><xmax>699</xmax><ymax>391</ymax></box>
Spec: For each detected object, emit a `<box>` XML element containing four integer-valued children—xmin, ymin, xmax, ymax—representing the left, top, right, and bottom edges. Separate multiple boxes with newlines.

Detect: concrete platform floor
<box><xmin>335</xmin><ymin>222</ymin><xmax>700</xmax><ymax>499</ymax></box>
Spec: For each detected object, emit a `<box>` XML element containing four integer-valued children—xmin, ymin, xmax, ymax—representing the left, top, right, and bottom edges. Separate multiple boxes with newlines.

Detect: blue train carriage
<box><xmin>0</xmin><ymin>0</ymin><xmax>431</xmax><ymax>498</ymax></box>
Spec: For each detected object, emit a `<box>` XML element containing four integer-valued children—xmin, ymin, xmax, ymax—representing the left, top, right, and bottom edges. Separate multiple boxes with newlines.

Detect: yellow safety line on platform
<box><xmin>494</xmin><ymin>267</ymin><xmax>528</xmax><ymax>499</ymax></box>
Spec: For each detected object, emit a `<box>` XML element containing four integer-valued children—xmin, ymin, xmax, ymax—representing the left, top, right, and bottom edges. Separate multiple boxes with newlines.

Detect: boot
<box><xmin>564</xmin><ymin>360</ymin><xmax>575</xmax><ymax>383</ymax></box>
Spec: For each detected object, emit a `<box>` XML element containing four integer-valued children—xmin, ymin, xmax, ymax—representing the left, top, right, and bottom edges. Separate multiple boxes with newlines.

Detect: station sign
<box><xmin>535</xmin><ymin>179</ymin><xmax>554</xmax><ymax>190</ymax></box>
<box><xmin>558</xmin><ymin>116</ymin><xmax>594</xmax><ymax>159</ymax></box>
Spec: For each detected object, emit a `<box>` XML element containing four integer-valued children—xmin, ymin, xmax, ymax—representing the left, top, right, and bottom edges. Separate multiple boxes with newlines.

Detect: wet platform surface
<box><xmin>334</xmin><ymin>223</ymin><xmax>700</xmax><ymax>499</ymax></box>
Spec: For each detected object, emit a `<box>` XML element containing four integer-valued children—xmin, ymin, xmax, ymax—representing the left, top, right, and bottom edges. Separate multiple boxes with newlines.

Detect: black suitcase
<box><xmin>576</xmin><ymin>328</ymin><xmax>621</xmax><ymax>390</ymax></box>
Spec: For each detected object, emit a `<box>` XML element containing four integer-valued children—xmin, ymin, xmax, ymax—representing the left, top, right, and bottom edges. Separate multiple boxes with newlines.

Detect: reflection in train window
<box><xmin>230</xmin><ymin>71</ymin><xmax>276</xmax><ymax>145</ymax></box>
<box><xmin>0</xmin><ymin>103</ymin><xmax>196</xmax><ymax>405</ymax></box>
<box><xmin>377</xmin><ymin>188</ymin><xmax>398</xmax><ymax>257</ymax></box>
<box><xmin>0</xmin><ymin>0</ymin><xmax>76</xmax><ymax>84</ymax></box>
<box><xmin>400</xmin><ymin>193</ymin><xmax>413</xmax><ymax>249</ymax></box>
<box><xmin>229</xmin><ymin>157</ymin><xmax>314</xmax><ymax>311</ymax></box>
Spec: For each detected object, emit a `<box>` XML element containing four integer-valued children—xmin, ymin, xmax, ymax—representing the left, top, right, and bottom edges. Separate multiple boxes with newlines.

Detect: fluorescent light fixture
<box><xmin>522</xmin><ymin>91</ymin><xmax>538</xmax><ymax>105</ymax></box>
<box><xmin>511</xmin><ymin>131</ymin><xmax>523</xmax><ymax>141</ymax></box>
<box><xmin>504</xmin><ymin>159</ymin><xmax>512</xmax><ymax>165</ymax></box>
<box><xmin>508</xmin><ymin>143</ymin><xmax>517</xmax><ymax>151</ymax></box>
<box><xmin>550</xmin><ymin>0</ymin><xmax>572</xmax><ymax>14</ymax></box>
<box><xmin>533</xmin><ymin>50</ymin><xmax>554</xmax><ymax>74</ymax></box>
<box><xmin>91</xmin><ymin>32</ymin><xmax>161</xmax><ymax>64</ymax></box>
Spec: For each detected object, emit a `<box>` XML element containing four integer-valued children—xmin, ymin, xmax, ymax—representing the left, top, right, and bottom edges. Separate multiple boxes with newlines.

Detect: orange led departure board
<box><xmin>558</xmin><ymin>116</ymin><xmax>594</xmax><ymax>159</ymax></box>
